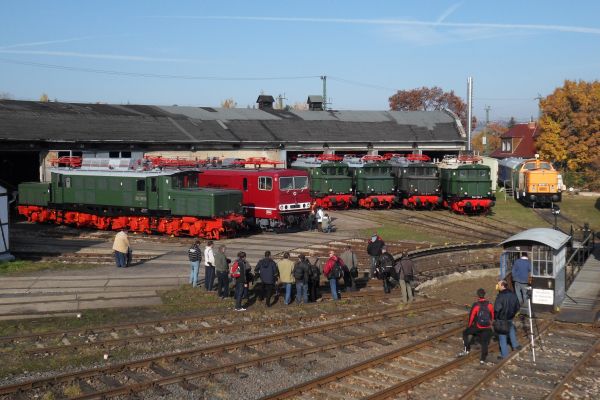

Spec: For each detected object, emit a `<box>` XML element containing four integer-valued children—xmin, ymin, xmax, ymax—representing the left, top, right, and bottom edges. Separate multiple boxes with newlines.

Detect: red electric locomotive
<box><xmin>198</xmin><ymin>158</ymin><xmax>312</xmax><ymax>230</ymax></box>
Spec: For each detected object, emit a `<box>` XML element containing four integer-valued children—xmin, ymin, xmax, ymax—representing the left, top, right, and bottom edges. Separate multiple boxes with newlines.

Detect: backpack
<box><xmin>332</xmin><ymin>263</ymin><xmax>344</xmax><ymax>280</ymax></box>
<box><xmin>310</xmin><ymin>264</ymin><xmax>320</xmax><ymax>281</ymax></box>
<box><xmin>350</xmin><ymin>266</ymin><xmax>358</xmax><ymax>279</ymax></box>
<box><xmin>230</xmin><ymin>261</ymin><xmax>241</xmax><ymax>278</ymax></box>
<box><xmin>475</xmin><ymin>301</ymin><xmax>492</xmax><ymax>328</ymax></box>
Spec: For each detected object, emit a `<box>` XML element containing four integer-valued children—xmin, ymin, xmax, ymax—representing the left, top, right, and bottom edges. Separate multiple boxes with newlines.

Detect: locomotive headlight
<box><xmin>464</xmin><ymin>192</ymin><xmax>468</xmax><ymax>195</ymax></box>
<box><xmin>349</xmin><ymin>188</ymin><xmax>353</xmax><ymax>191</ymax></box>
<box><xmin>329</xmin><ymin>188</ymin><xmax>333</xmax><ymax>192</ymax></box>
<box><xmin>371</xmin><ymin>188</ymin><xmax>374</xmax><ymax>192</ymax></box>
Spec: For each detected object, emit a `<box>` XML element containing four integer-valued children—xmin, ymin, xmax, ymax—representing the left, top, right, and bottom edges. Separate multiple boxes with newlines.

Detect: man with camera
<box><xmin>493</xmin><ymin>280</ymin><xmax>522</xmax><ymax>359</ymax></box>
<box><xmin>511</xmin><ymin>252</ymin><xmax>532</xmax><ymax>306</ymax></box>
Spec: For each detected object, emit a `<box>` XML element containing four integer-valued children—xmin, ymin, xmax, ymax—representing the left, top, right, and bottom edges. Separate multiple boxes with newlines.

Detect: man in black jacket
<box><xmin>293</xmin><ymin>254</ymin><xmax>310</xmax><ymax>304</ymax></box>
<box><xmin>367</xmin><ymin>233</ymin><xmax>385</xmax><ymax>279</ymax></box>
<box><xmin>255</xmin><ymin>251</ymin><xmax>278</xmax><ymax>307</ymax></box>
<box><xmin>378</xmin><ymin>246</ymin><xmax>395</xmax><ymax>294</ymax></box>
<box><xmin>494</xmin><ymin>280</ymin><xmax>522</xmax><ymax>358</ymax></box>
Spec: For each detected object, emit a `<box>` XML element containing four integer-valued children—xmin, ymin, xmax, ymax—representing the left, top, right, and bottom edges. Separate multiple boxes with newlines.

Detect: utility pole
<box><xmin>484</xmin><ymin>105</ymin><xmax>491</xmax><ymax>155</ymax></box>
<box><xmin>321</xmin><ymin>75</ymin><xmax>327</xmax><ymax>110</ymax></box>
<box><xmin>534</xmin><ymin>93</ymin><xmax>543</xmax><ymax>119</ymax></box>
<box><xmin>466</xmin><ymin>77</ymin><xmax>473</xmax><ymax>151</ymax></box>
<box><xmin>276</xmin><ymin>93</ymin><xmax>287</xmax><ymax>110</ymax></box>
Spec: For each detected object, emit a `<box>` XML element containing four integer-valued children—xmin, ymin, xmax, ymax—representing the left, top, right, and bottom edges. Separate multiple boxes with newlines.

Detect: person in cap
<box><xmin>367</xmin><ymin>233</ymin><xmax>385</xmax><ymax>279</ymax></box>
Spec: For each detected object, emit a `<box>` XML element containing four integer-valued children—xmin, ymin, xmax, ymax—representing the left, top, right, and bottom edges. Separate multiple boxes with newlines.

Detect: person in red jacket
<box><xmin>323</xmin><ymin>250</ymin><xmax>344</xmax><ymax>300</ymax></box>
<box><xmin>458</xmin><ymin>288</ymin><xmax>495</xmax><ymax>364</ymax></box>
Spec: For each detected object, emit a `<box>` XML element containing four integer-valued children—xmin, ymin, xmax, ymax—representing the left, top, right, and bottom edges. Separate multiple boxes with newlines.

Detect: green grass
<box><xmin>0</xmin><ymin>260</ymin><xmax>100</xmax><ymax>276</ymax></box>
<box><xmin>361</xmin><ymin>224</ymin><xmax>453</xmax><ymax>244</ymax></box>
<box><xmin>558</xmin><ymin>195</ymin><xmax>600</xmax><ymax>231</ymax></box>
<box><xmin>487</xmin><ymin>190</ymin><xmax>548</xmax><ymax>228</ymax></box>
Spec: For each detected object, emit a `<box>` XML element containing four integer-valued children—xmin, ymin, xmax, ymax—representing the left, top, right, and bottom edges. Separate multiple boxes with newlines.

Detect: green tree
<box><xmin>536</xmin><ymin>80</ymin><xmax>600</xmax><ymax>189</ymax></box>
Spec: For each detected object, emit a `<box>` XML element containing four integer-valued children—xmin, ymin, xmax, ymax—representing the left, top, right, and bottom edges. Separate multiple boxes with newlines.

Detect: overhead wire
<box><xmin>0</xmin><ymin>58</ymin><xmax>320</xmax><ymax>81</ymax></box>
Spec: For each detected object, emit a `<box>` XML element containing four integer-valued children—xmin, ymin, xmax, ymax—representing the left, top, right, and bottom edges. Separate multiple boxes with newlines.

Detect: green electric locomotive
<box><xmin>290</xmin><ymin>154</ymin><xmax>355</xmax><ymax>209</ymax></box>
<box><xmin>438</xmin><ymin>155</ymin><xmax>495</xmax><ymax>214</ymax></box>
<box><xmin>345</xmin><ymin>155</ymin><xmax>397</xmax><ymax>208</ymax></box>
<box><xmin>18</xmin><ymin>166</ymin><xmax>244</xmax><ymax>239</ymax></box>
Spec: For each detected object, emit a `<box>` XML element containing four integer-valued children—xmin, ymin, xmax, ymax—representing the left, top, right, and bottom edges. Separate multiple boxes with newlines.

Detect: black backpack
<box><xmin>475</xmin><ymin>301</ymin><xmax>492</xmax><ymax>327</ymax></box>
<box><xmin>332</xmin><ymin>263</ymin><xmax>344</xmax><ymax>280</ymax></box>
<box><xmin>309</xmin><ymin>264</ymin><xmax>320</xmax><ymax>281</ymax></box>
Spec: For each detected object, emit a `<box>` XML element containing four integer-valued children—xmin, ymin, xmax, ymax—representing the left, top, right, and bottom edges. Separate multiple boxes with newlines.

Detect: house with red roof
<box><xmin>490</xmin><ymin>121</ymin><xmax>538</xmax><ymax>159</ymax></box>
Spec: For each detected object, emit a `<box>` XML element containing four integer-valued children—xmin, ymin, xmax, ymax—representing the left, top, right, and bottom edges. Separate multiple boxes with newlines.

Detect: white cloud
<box><xmin>0</xmin><ymin>36</ymin><xmax>98</xmax><ymax>50</ymax></box>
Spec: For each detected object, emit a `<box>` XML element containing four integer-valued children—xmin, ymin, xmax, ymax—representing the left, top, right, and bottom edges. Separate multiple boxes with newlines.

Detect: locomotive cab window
<box><xmin>243</xmin><ymin>178</ymin><xmax>248</xmax><ymax>191</ymax></box>
<box><xmin>151</xmin><ymin>178</ymin><xmax>157</xmax><ymax>192</ymax></box>
<box><xmin>259</xmin><ymin>176</ymin><xmax>273</xmax><ymax>191</ymax></box>
<box><xmin>279</xmin><ymin>176</ymin><xmax>307</xmax><ymax>190</ymax></box>
<box><xmin>136</xmin><ymin>179</ymin><xmax>145</xmax><ymax>192</ymax></box>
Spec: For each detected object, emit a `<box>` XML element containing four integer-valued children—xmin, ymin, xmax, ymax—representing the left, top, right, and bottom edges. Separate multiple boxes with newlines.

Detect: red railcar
<box><xmin>198</xmin><ymin>168</ymin><xmax>312</xmax><ymax>230</ymax></box>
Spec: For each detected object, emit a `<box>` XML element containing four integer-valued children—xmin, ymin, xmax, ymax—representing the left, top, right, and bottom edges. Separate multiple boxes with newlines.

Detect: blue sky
<box><xmin>1</xmin><ymin>0</ymin><xmax>599</xmax><ymax>122</ymax></box>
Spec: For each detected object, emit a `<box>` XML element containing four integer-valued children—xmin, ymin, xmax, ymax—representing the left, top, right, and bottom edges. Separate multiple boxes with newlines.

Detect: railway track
<box><xmin>0</xmin><ymin>292</ymin><xmax>411</xmax><ymax>357</ymax></box>
<box><xmin>0</xmin><ymin>301</ymin><xmax>465</xmax><ymax>399</ymax></box>
<box><xmin>261</xmin><ymin>320</ymin><xmax>600</xmax><ymax>400</ymax></box>
<box><xmin>351</xmin><ymin>209</ymin><xmax>507</xmax><ymax>242</ymax></box>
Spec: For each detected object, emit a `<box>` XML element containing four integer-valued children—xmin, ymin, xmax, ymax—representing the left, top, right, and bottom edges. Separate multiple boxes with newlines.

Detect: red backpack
<box><xmin>230</xmin><ymin>261</ymin><xmax>241</xmax><ymax>278</ymax></box>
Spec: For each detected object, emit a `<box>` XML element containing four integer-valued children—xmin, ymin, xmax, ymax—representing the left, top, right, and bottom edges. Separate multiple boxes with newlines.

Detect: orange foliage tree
<box><xmin>472</xmin><ymin>123</ymin><xmax>506</xmax><ymax>155</ymax></box>
<box><xmin>537</xmin><ymin>80</ymin><xmax>600</xmax><ymax>189</ymax></box>
<box><xmin>389</xmin><ymin>86</ymin><xmax>476</xmax><ymax>130</ymax></box>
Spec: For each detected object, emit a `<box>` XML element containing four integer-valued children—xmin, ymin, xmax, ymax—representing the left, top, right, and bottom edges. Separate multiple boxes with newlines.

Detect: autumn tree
<box><xmin>39</xmin><ymin>93</ymin><xmax>49</xmax><ymax>102</ymax></box>
<box><xmin>220</xmin><ymin>98</ymin><xmax>237</xmax><ymax>108</ymax></box>
<box><xmin>536</xmin><ymin>80</ymin><xmax>600</xmax><ymax>189</ymax></box>
<box><xmin>389</xmin><ymin>86</ymin><xmax>476</xmax><ymax>130</ymax></box>
<box><xmin>472</xmin><ymin>122</ymin><xmax>506</xmax><ymax>155</ymax></box>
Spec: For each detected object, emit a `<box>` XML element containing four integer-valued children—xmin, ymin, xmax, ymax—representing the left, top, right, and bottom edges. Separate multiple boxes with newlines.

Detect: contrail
<box><xmin>436</xmin><ymin>2</ymin><xmax>464</xmax><ymax>24</ymax></box>
<box><xmin>146</xmin><ymin>15</ymin><xmax>600</xmax><ymax>35</ymax></box>
<box><xmin>0</xmin><ymin>50</ymin><xmax>192</xmax><ymax>62</ymax></box>
<box><xmin>0</xmin><ymin>36</ymin><xmax>98</xmax><ymax>50</ymax></box>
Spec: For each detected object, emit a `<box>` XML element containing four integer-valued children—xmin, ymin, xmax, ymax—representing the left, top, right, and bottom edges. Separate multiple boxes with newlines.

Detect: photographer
<box><xmin>511</xmin><ymin>252</ymin><xmax>531</xmax><ymax>305</ymax></box>
<box><xmin>493</xmin><ymin>280</ymin><xmax>522</xmax><ymax>359</ymax></box>
<box><xmin>395</xmin><ymin>251</ymin><xmax>415</xmax><ymax>302</ymax></box>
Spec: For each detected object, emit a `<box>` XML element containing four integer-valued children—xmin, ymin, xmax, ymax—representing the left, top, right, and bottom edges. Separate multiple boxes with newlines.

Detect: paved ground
<box><xmin>1</xmin><ymin>211</ymin><xmax>379</xmax><ymax>319</ymax></box>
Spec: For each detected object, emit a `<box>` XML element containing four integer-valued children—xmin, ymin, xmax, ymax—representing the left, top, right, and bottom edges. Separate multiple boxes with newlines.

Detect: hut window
<box><xmin>532</xmin><ymin>246</ymin><xmax>553</xmax><ymax>277</ymax></box>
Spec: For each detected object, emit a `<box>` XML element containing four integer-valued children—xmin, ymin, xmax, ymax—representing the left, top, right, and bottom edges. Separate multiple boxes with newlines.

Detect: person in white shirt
<box><xmin>204</xmin><ymin>241</ymin><xmax>216</xmax><ymax>291</ymax></box>
<box><xmin>316</xmin><ymin>207</ymin><xmax>325</xmax><ymax>232</ymax></box>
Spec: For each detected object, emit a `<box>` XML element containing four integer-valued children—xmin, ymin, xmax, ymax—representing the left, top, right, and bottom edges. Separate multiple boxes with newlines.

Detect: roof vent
<box><xmin>256</xmin><ymin>95</ymin><xmax>275</xmax><ymax>110</ymax></box>
<box><xmin>307</xmin><ymin>95</ymin><xmax>324</xmax><ymax>111</ymax></box>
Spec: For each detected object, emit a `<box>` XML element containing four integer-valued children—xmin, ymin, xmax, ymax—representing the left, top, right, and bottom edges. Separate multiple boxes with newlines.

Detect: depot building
<box><xmin>0</xmin><ymin>95</ymin><xmax>467</xmax><ymax>186</ymax></box>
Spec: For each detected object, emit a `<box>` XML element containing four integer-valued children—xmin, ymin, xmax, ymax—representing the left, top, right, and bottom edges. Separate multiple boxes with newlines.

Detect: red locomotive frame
<box><xmin>198</xmin><ymin>166</ymin><xmax>312</xmax><ymax>229</ymax></box>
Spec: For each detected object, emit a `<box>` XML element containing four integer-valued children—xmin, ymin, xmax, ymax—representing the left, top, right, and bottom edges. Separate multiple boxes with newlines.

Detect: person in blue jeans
<box><xmin>187</xmin><ymin>240</ymin><xmax>202</xmax><ymax>288</ymax></box>
<box><xmin>494</xmin><ymin>280</ymin><xmax>522</xmax><ymax>358</ymax></box>
<box><xmin>292</xmin><ymin>254</ymin><xmax>310</xmax><ymax>304</ymax></box>
<box><xmin>277</xmin><ymin>252</ymin><xmax>295</xmax><ymax>305</ymax></box>
<box><xmin>511</xmin><ymin>253</ymin><xmax>531</xmax><ymax>306</ymax></box>
<box><xmin>323</xmin><ymin>250</ymin><xmax>343</xmax><ymax>300</ymax></box>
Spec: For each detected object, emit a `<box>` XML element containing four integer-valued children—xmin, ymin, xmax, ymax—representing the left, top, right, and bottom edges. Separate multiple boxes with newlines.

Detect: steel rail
<box><xmin>0</xmin><ymin>290</ymin><xmax>401</xmax><ymax>345</ymax></box>
<box><xmin>71</xmin><ymin>316</ymin><xmax>467</xmax><ymax>400</ymax></box>
<box><xmin>459</xmin><ymin>321</ymin><xmax>553</xmax><ymax>399</ymax></box>
<box><xmin>544</xmin><ymin>337</ymin><xmax>600</xmax><ymax>399</ymax></box>
<box><xmin>20</xmin><ymin>298</ymin><xmax>433</xmax><ymax>356</ymax></box>
<box><xmin>0</xmin><ymin>301</ymin><xmax>453</xmax><ymax>396</ymax></box>
<box><xmin>260</xmin><ymin>324</ymin><xmax>467</xmax><ymax>400</ymax></box>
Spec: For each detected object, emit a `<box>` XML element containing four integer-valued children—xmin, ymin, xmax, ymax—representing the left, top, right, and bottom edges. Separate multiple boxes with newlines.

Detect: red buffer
<box><xmin>17</xmin><ymin>206</ymin><xmax>243</xmax><ymax>240</ymax></box>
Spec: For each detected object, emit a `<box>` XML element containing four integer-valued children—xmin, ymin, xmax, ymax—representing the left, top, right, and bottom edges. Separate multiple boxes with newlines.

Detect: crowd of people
<box><xmin>180</xmin><ymin>232</ymin><xmax>416</xmax><ymax>311</ymax></box>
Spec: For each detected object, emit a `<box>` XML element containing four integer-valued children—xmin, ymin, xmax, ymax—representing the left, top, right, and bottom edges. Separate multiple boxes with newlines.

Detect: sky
<box><xmin>1</xmin><ymin>0</ymin><xmax>600</xmax><ymax>122</ymax></box>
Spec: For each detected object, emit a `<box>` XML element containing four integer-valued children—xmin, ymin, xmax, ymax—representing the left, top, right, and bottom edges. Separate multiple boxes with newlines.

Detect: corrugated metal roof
<box><xmin>0</xmin><ymin>100</ymin><xmax>464</xmax><ymax>146</ymax></box>
<box><xmin>500</xmin><ymin>228</ymin><xmax>570</xmax><ymax>250</ymax></box>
